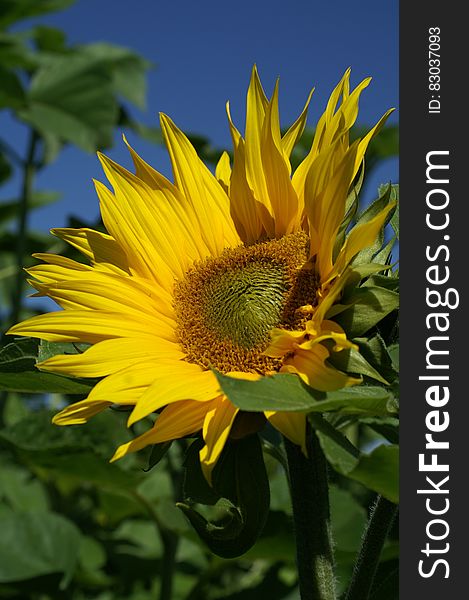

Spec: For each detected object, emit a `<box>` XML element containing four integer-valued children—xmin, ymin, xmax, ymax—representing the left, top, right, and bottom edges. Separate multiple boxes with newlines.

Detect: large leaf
<box><xmin>78</xmin><ymin>42</ymin><xmax>151</xmax><ymax>109</ymax></box>
<box><xmin>215</xmin><ymin>371</ymin><xmax>395</xmax><ymax>416</ymax></box>
<box><xmin>19</xmin><ymin>53</ymin><xmax>118</xmax><ymax>152</ymax></box>
<box><xmin>0</xmin><ymin>510</ymin><xmax>82</xmax><ymax>587</ymax></box>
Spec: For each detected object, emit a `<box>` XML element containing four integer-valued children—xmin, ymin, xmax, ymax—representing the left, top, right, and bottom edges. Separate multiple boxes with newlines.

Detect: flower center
<box><xmin>173</xmin><ymin>231</ymin><xmax>318</xmax><ymax>374</ymax></box>
<box><xmin>203</xmin><ymin>261</ymin><xmax>286</xmax><ymax>349</ymax></box>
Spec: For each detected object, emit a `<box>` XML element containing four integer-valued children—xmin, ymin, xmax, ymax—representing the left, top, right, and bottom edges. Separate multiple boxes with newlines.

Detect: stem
<box><xmin>344</xmin><ymin>495</ymin><xmax>397</xmax><ymax>600</ymax></box>
<box><xmin>284</xmin><ymin>428</ymin><xmax>336</xmax><ymax>600</ymax></box>
<box><xmin>10</xmin><ymin>130</ymin><xmax>39</xmax><ymax>327</ymax></box>
<box><xmin>132</xmin><ymin>489</ymin><xmax>178</xmax><ymax>600</ymax></box>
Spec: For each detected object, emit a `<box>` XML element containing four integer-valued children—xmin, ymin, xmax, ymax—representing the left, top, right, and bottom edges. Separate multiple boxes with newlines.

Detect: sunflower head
<box><xmin>8</xmin><ymin>66</ymin><xmax>396</xmax><ymax>483</ymax></box>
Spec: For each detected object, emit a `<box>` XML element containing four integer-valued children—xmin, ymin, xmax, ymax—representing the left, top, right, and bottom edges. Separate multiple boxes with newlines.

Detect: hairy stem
<box><xmin>284</xmin><ymin>428</ymin><xmax>336</xmax><ymax>600</ymax></box>
<box><xmin>345</xmin><ymin>495</ymin><xmax>397</xmax><ymax>600</ymax></box>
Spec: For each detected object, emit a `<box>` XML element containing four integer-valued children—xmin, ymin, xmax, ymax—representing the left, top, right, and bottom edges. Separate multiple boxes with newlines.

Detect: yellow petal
<box><xmin>244</xmin><ymin>66</ymin><xmax>272</xmax><ymax>215</ymax></box>
<box><xmin>261</xmin><ymin>80</ymin><xmax>300</xmax><ymax>236</ymax></box>
<box><xmin>281</xmin><ymin>87</ymin><xmax>314</xmax><ymax>163</ymax></box>
<box><xmin>265</xmin><ymin>411</ymin><xmax>307</xmax><ymax>454</ymax></box>
<box><xmin>51</xmin><ymin>228</ymin><xmax>130</xmax><ymax>275</ymax></box>
<box><xmin>160</xmin><ymin>113</ymin><xmax>240</xmax><ymax>255</ymax></box>
<box><xmin>215</xmin><ymin>151</ymin><xmax>231</xmax><ymax>194</ymax></box>
<box><xmin>37</xmin><ymin>337</ymin><xmax>184</xmax><ymax>378</ymax></box>
<box><xmin>306</xmin><ymin>141</ymin><xmax>360</xmax><ymax>280</ymax></box>
<box><xmin>86</xmin><ymin>361</ymin><xmax>165</xmax><ymax>405</ymax></box>
<box><xmin>127</xmin><ymin>364</ymin><xmax>220</xmax><ymax>426</ymax></box>
<box><xmin>282</xmin><ymin>344</ymin><xmax>361</xmax><ymax>391</ymax></box>
<box><xmin>30</xmin><ymin>277</ymin><xmax>176</xmax><ymax>327</ymax></box>
<box><xmin>110</xmin><ymin>398</ymin><xmax>214</xmax><ymax>462</ymax></box>
<box><xmin>226</xmin><ymin>102</ymin><xmax>269</xmax><ymax>242</ymax></box>
<box><xmin>96</xmin><ymin>157</ymin><xmax>196</xmax><ymax>289</ymax></box>
<box><xmin>8</xmin><ymin>310</ymin><xmax>176</xmax><ymax>344</ymax></box>
<box><xmin>199</xmin><ymin>395</ymin><xmax>239</xmax><ymax>482</ymax></box>
<box><xmin>52</xmin><ymin>399</ymin><xmax>112</xmax><ymax>425</ymax></box>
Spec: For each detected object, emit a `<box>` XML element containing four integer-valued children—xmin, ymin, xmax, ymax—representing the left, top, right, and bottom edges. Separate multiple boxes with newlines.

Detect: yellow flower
<box><xmin>8</xmin><ymin>67</ymin><xmax>394</xmax><ymax>480</ymax></box>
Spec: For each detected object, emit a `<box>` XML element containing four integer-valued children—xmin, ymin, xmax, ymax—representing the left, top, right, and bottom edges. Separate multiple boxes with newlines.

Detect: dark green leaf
<box><xmin>0</xmin><ymin>510</ymin><xmax>81</xmax><ymax>587</ymax></box>
<box><xmin>0</xmin><ymin>65</ymin><xmax>25</xmax><ymax>109</ymax></box>
<box><xmin>309</xmin><ymin>413</ymin><xmax>360</xmax><ymax>474</ymax></box>
<box><xmin>0</xmin><ymin>338</ymin><xmax>95</xmax><ymax>393</ymax></box>
<box><xmin>32</xmin><ymin>25</ymin><xmax>66</xmax><ymax>52</ymax></box>
<box><xmin>0</xmin><ymin>0</ymin><xmax>75</xmax><ymax>29</ymax></box>
<box><xmin>387</xmin><ymin>344</ymin><xmax>399</xmax><ymax>372</ymax></box>
<box><xmin>215</xmin><ymin>371</ymin><xmax>395</xmax><ymax>416</ymax></box>
<box><xmin>327</xmin><ymin>346</ymin><xmax>389</xmax><ymax>384</ymax></box>
<box><xmin>353</xmin><ymin>334</ymin><xmax>398</xmax><ymax>383</ymax></box>
<box><xmin>143</xmin><ymin>441</ymin><xmax>172</xmax><ymax>472</ymax></box>
<box><xmin>333</xmin><ymin>286</ymin><xmax>399</xmax><ymax>337</ymax></box>
<box><xmin>0</xmin><ymin>371</ymin><xmax>94</xmax><ymax>393</ymax></box>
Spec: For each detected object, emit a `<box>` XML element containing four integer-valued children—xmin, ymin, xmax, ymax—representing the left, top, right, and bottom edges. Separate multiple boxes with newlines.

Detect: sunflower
<box><xmin>8</xmin><ymin>67</ymin><xmax>394</xmax><ymax>481</ymax></box>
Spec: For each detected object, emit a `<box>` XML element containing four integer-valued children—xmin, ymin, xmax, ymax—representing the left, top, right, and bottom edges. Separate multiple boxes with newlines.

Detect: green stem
<box><xmin>284</xmin><ymin>428</ymin><xmax>336</xmax><ymax>600</ymax></box>
<box><xmin>132</xmin><ymin>489</ymin><xmax>178</xmax><ymax>600</ymax></box>
<box><xmin>344</xmin><ymin>495</ymin><xmax>397</xmax><ymax>600</ymax></box>
<box><xmin>10</xmin><ymin>130</ymin><xmax>39</xmax><ymax>327</ymax></box>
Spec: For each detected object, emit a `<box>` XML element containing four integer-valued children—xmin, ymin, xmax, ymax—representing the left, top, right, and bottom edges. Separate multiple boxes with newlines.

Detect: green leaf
<box><xmin>327</xmin><ymin>346</ymin><xmax>389</xmax><ymax>384</ymax></box>
<box><xmin>0</xmin><ymin>371</ymin><xmax>94</xmax><ymax>394</ymax></box>
<box><xmin>37</xmin><ymin>339</ymin><xmax>90</xmax><ymax>362</ymax></box>
<box><xmin>19</xmin><ymin>53</ymin><xmax>118</xmax><ymax>152</ymax></box>
<box><xmin>351</xmin><ymin>184</ymin><xmax>396</xmax><ymax>266</ymax></box>
<box><xmin>0</xmin><ymin>411</ymin><xmax>143</xmax><ymax>491</ymax></box>
<box><xmin>330</xmin><ymin>486</ymin><xmax>367</xmax><ymax>552</ymax></box>
<box><xmin>387</xmin><ymin>344</ymin><xmax>399</xmax><ymax>372</ymax></box>
<box><xmin>0</xmin><ymin>510</ymin><xmax>82</xmax><ymax>587</ymax></box>
<box><xmin>333</xmin><ymin>286</ymin><xmax>399</xmax><ymax>338</ymax></box>
<box><xmin>0</xmin><ymin>463</ymin><xmax>49</xmax><ymax>511</ymax></box>
<box><xmin>360</xmin><ymin>417</ymin><xmax>399</xmax><ymax>445</ymax></box>
<box><xmin>0</xmin><ymin>65</ymin><xmax>25</xmax><ymax>109</ymax></box>
<box><xmin>32</xmin><ymin>25</ymin><xmax>66</xmax><ymax>52</ymax></box>
<box><xmin>380</xmin><ymin>184</ymin><xmax>399</xmax><ymax>241</ymax></box>
<box><xmin>309</xmin><ymin>413</ymin><xmax>360</xmax><ymax>474</ymax></box>
<box><xmin>0</xmin><ymin>0</ymin><xmax>75</xmax><ymax>29</ymax></box>
<box><xmin>352</xmin><ymin>334</ymin><xmax>398</xmax><ymax>384</ymax></box>
<box><xmin>215</xmin><ymin>371</ymin><xmax>395</xmax><ymax>416</ymax></box>
<box><xmin>0</xmin><ymin>338</ymin><xmax>95</xmax><ymax>394</ymax></box>
<box><xmin>78</xmin><ymin>42</ymin><xmax>151</xmax><ymax>109</ymax></box>
<box><xmin>348</xmin><ymin>444</ymin><xmax>399</xmax><ymax>503</ymax></box>
<box><xmin>0</xmin><ymin>191</ymin><xmax>61</xmax><ymax>225</ymax></box>
<box><xmin>143</xmin><ymin>441</ymin><xmax>172</xmax><ymax>472</ymax></box>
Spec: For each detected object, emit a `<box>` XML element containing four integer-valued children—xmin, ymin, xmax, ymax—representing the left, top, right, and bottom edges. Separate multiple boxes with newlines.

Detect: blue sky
<box><xmin>2</xmin><ymin>0</ymin><xmax>398</xmax><ymax>233</ymax></box>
